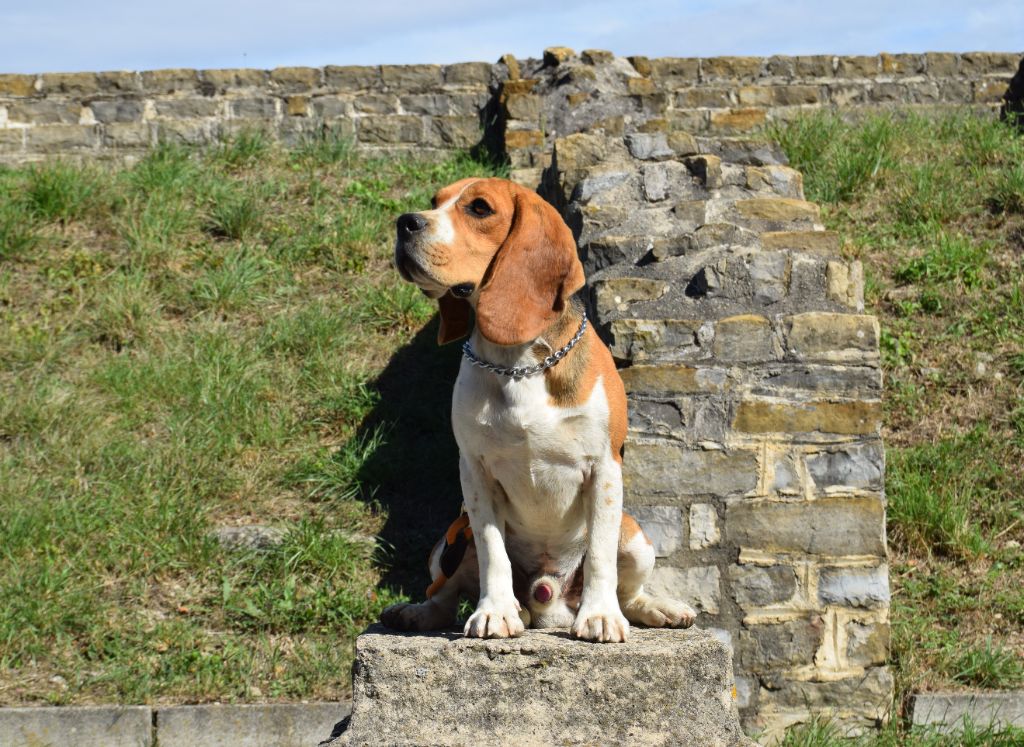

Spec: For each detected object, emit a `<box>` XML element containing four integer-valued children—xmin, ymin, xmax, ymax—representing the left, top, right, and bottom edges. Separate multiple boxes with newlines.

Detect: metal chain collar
<box><xmin>461</xmin><ymin>312</ymin><xmax>588</xmax><ymax>380</ymax></box>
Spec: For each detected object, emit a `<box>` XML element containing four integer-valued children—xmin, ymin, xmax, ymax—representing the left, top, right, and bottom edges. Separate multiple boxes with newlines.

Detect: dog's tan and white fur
<box><xmin>382</xmin><ymin>178</ymin><xmax>695</xmax><ymax>642</ymax></box>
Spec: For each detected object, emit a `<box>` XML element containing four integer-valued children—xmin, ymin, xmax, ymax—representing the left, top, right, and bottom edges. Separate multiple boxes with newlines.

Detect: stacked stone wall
<box><xmin>0</xmin><ymin>48</ymin><xmax>1019</xmax><ymax>165</ymax></box>
<box><xmin>543</xmin><ymin>130</ymin><xmax>887</xmax><ymax>739</ymax></box>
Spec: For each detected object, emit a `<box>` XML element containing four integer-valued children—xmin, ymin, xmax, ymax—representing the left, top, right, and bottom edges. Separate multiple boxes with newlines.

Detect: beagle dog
<box><xmin>381</xmin><ymin>178</ymin><xmax>695</xmax><ymax>642</ymax></box>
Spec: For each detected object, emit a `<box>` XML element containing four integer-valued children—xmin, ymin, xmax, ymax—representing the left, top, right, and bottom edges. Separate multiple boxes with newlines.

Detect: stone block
<box><xmin>925</xmin><ymin>52</ymin><xmax>959</xmax><ymax>77</ymax></box>
<box><xmin>324</xmin><ymin>65</ymin><xmax>381</xmax><ymax>90</ymax></box>
<box><xmin>836</xmin><ymin>56</ymin><xmax>880</xmax><ymax>78</ymax></box>
<box><xmin>581</xmin><ymin>49</ymin><xmax>614</xmax><ymax>65</ymax></box>
<box><xmin>201</xmin><ymin>68</ymin><xmax>268</xmax><ymax>89</ymax></box>
<box><xmin>103</xmin><ymin>122</ymin><xmax>155</xmax><ymax>148</ymax></box>
<box><xmin>739</xmin><ymin>617</ymin><xmax>823</xmax><ymax>671</ymax></box>
<box><xmin>733</xmin><ymin>399</ymin><xmax>882</xmax><ymax>436</ymax></box>
<box><xmin>846</xmin><ymin>619</ymin><xmax>889</xmax><ymax>667</ymax></box>
<box><xmin>158</xmin><ymin>703</ymin><xmax>346</xmax><ymax>747</ymax></box>
<box><xmin>734</xmin><ymin>197</ymin><xmax>820</xmax><ymax>224</ymax></box>
<box><xmin>624</xmin><ymin>443</ymin><xmax>758</xmax><ymax>498</ymax></box>
<box><xmin>156</xmin><ymin>118</ymin><xmax>218</xmax><ymax>144</ymax></box>
<box><xmin>422</xmin><ymin>116</ymin><xmax>476</xmax><ymax>148</ymax></box>
<box><xmin>6</xmin><ymin>99</ymin><xmax>80</xmax><ymax>124</ymax></box>
<box><xmin>626</xmin><ymin>505</ymin><xmax>684</xmax><ymax>556</ymax></box>
<box><xmin>503</xmin><ymin>91</ymin><xmax>539</xmax><ymax>120</ymax></box>
<box><xmin>975</xmin><ymin>79</ymin><xmax>1011</xmax><ymax>104</ymax></box>
<box><xmin>702</xmin><ymin>56</ymin><xmax>763</xmax><ymax>81</ymax></box>
<box><xmin>795</xmin><ymin>56</ymin><xmax>834</xmax><ymax>78</ymax></box>
<box><xmin>649</xmin><ymin>57</ymin><xmax>701</xmax><ymax>82</ymax></box>
<box><xmin>400</xmin><ymin>93</ymin><xmax>449</xmax><ymax>115</ymax></box>
<box><xmin>231</xmin><ymin>97</ymin><xmax>278</xmax><ymax>119</ymax></box>
<box><xmin>806</xmin><ymin>443</ymin><xmax>884</xmax><ymax>492</ymax></box>
<box><xmin>642</xmin><ymin>163</ymin><xmax>670</xmax><ymax>201</ymax></box>
<box><xmin>270</xmin><ymin>66</ymin><xmax>321</xmax><ymax>92</ymax></box>
<box><xmin>818</xmin><ymin>565</ymin><xmax>889</xmax><ymax>608</ymax></box>
<box><xmin>624</xmin><ymin>132</ymin><xmax>674</xmax><ymax>160</ymax></box>
<box><xmin>333</xmin><ymin>626</ymin><xmax>747</xmax><ymax>746</ymax></box>
<box><xmin>755</xmin><ymin>365</ymin><xmax>882</xmax><ymax>398</ymax></box>
<box><xmin>713</xmin><ymin>315</ymin><xmax>776</xmax><ymax>363</ymax></box>
<box><xmin>826</xmin><ymin>259</ymin><xmax>864</xmax><ymax>309</ymax></box>
<box><xmin>880</xmin><ymin>52</ymin><xmax>925</xmax><ymax>75</ymax></box>
<box><xmin>677</xmin><ymin>87</ymin><xmax>734</xmax><ymax>108</ymax></box>
<box><xmin>726</xmin><ymin>496</ymin><xmax>886</xmax><ymax>556</ymax></box>
<box><xmin>154</xmin><ymin>98</ymin><xmax>223</xmax><ymax>118</ymax></box>
<box><xmin>606</xmin><ymin>318</ymin><xmax>702</xmax><ymax>362</ymax></box>
<box><xmin>709</xmin><ymin>108</ymin><xmax>767</xmax><ymax>133</ymax></box>
<box><xmin>381</xmin><ymin>64</ymin><xmax>443</xmax><ymax>91</ymax></box>
<box><xmin>619</xmin><ymin>365</ymin><xmax>730</xmax><ymax>395</ymax></box>
<box><xmin>26</xmin><ymin>124</ymin><xmax>99</xmax><ymax>152</ymax></box>
<box><xmin>761</xmin><ymin>230</ymin><xmax>839</xmax><ymax>254</ymax></box>
<box><xmin>960</xmin><ymin>52</ymin><xmax>1021</xmax><ymax>75</ymax></box>
<box><xmin>543</xmin><ymin>46</ymin><xmax>576</xmax><ymax>66</ymax></box>
<box><xmin>771</xmin><ymin>85</ymin><xmax>823</xmax><ymax>106</ymax></box>
<box><xmin>689</xmin><ymin>503</ymin><xmax>721</xmax><ymax>549</ymax></box>
<box><xmin>592</xmin><ymin>277</ymin><xmax>669</xmax><ymax>316</ymax></box>
<box><xmin>140</xmin><ymin>68</ymin><xmax>200</xmax><ymax>94</ymax></box>
<box><xmin>89</xmin><ymin>99</ymin><xmax>143</xmax><ymax>123</ymax></box>
<box><xmin>755</xmin><ymin>667</ymin><xmax>893</xmax><ymax>732</ymax></box>
<box><xmin>784</xmin><ymin>312</ymin><xmax>879</xmax><ymax>361</ymax></box>
<box><xmin>0</xmin><ymin>73</ymin><xmax>39</xmax><ymax>96</ymax></box>
<box><xmin>444</xmin><ymin>62</ymin><xmax>492</xmax><ymax>86</ymax></box>
<box><xmin>357</xmin><ymin>115</ymin><xmax>422</xmax><ymax>144</ymax></box>
<box><xmin>285</xmin><ymin>95</ymin><xmax>310</xmax><ymax>116</ymax></box>
<box><xmin>0</xmin><ymin>129</ymin><xmax>25</xmax><ymax>152</ymax></box>
<box><xmin>911</xmin><ymin>691</ymin><xmax>1024</xmax><ymax>733</ymax></box>
<box><xmin>0</xmin><ymin>706</ymin><xmax>152</xmax><ymax>747</ymax></box>
<box><xmin>352</xmin><ymin>93</ymin><xmax>398</xmax><ymax>114</ymax></box>
<box><xmin>41</xmin><ymin>71</ymin><xmax>100</xmax><ymax>94</ymax></box>
<box><xmin>728</xmin><ymin>564</ymin><xmax>798</xmax><ymax>608</ymax></box>
<box><xmin>749</xmin><ymin>251</ymin><xmax>790</xmax><ymax>305</ymax></box>
<box><xmin>504</xmin><ymin>128</ymin><xmax>543</xmax><ymax>149</ymax></box>
<box><xmin>765</xmin><ymin>56</ymin><xmax>796</xmax><ymax>78</ymax></box>
<box><xmin>627</xmin><ymin>77</ymin><xmax>657</xmax><ymax>95</ymax></box>
<box><xmin>736</xmin><ymin>86</ymin><xmax>773</xmax><ymax>106</ymax></box>
<box><xmin>668</xmin><ymin>131</ymin><xmax>700</xmax><ymax>156</ymax></box>
<box><xmin>683</xmin><ymin>154</ymin><xmax>723</xmax><ymax>188</ymax></box>
<box><xmin>647</xmin><ymin>566</ymin><xmax>722</xmax><ymax>614</ymax></box>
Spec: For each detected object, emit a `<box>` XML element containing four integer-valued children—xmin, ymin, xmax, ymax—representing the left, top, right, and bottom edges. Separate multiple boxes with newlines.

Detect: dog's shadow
<box><xmin>355</xmin><ymin>314</ymin><xmax>464</xmax><ymax>595</ymax></box>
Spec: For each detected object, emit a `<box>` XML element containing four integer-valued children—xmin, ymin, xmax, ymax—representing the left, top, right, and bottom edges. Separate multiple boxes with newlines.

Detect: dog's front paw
<box><xmin>464</xmin><ymin>597</ymin><xmax>525</xmax><ymax>639</ymax></box>
<box><xmin>622</xmin><ymin>593</ymin><xmax>696</xmax><ymax>629</ymax></box>
<box><xmin>571</xmin><ymin>605</ymin><xmax>630</xmax><ymax>643</ymax></box>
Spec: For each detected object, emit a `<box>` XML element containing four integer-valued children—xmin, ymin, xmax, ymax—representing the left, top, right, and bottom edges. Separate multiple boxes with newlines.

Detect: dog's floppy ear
<box><xmin>437</xmin><ymin>291</ymin><xmax>471</xmax><ymax>345</ymax></box>
<box><xmin>475</xmin><ymin>185</ymin><xmax>585</xmax><ymax>346</ymax></box>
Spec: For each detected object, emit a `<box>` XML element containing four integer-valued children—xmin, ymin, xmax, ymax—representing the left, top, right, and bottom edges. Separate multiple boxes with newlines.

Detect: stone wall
<box><xmin>543</xmin><ymin>129</ymin><xmax>886</xmax><ymax>740</ymax></box>
<box><xmin>0</xmin><ymin>48</ymin><xmax>1019</xmax><ymax>165</ymax></box>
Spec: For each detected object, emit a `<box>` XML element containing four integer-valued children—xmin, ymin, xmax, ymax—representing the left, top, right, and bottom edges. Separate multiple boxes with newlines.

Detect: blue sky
<box><xmin>0</xmin><ymin>1</ymin><xmax>1020</xmax><ymax>73</ymax></box>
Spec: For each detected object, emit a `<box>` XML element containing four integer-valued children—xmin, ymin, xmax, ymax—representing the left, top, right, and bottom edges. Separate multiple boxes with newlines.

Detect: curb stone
<box><xmin>911</xmin><ymin>691</ymin><xmax>1024</xmax><ymax>733</ymax></box>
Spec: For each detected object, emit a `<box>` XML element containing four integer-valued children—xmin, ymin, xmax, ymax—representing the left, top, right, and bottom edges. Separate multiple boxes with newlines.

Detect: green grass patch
<box><xmin>0</xmin><ymin>131</ymin><xmax>501</xmax><ymax>704</ymax></box>
<box><xmin>773</xmin><ymin>110</ymin><xmax>1024</xmax><ymax>743</ymax></box>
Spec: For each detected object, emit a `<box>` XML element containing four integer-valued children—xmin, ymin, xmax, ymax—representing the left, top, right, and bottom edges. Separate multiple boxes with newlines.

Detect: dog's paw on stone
<box><xmin>571</xmin><ymin>607</ymin><xmax>630</xmax><ymax>642</ymax></box>
<box><xmin>622</xmin><ymin>593</ymin><xmax>697</xmax><ymax>629</ymax></box>
<box><xmin>464</xmin><ymin>599</ymin><xmax>525</xmax><ymax>638</ymax></box>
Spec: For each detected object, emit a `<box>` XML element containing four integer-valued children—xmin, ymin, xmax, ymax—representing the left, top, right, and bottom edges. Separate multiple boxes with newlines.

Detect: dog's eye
<box><xmin>468</xmin><ymin>198</ymin><xmax>493</xmax><ymax>217</ymax></box>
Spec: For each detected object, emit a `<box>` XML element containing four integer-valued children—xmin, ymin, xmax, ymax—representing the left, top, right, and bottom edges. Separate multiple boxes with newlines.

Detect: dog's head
<box><xmin>394</xmin><ymin>177</ymin><xmax>584</xmax><ymax>346</ymax></box>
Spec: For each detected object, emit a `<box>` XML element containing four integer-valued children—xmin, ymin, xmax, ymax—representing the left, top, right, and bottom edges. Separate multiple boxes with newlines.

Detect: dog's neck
<box><xmin>468</xmin><ymin>302</ymin><xmax>585</xmax><ymax>374</ymax></box>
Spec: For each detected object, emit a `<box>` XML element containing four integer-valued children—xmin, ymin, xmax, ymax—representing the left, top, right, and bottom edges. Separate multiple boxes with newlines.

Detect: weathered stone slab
<box><xmin>159</xmin><ymin>703</ymin><xmax>346</xmax><ymax>747</ymax></box>
<box><xmin>0</xmin><ymin>706</ymin><xmax>152</xmax><ymax>747</ymax></box>
<box><xmin>332</xmin><ymin>625</ymin><xmax>749</xmax><ymax>746</ymax></box>
<box><xmin>911</xmin><ymin>691</ymin><xmax>1024</xmax><ymax>733</ymax></box>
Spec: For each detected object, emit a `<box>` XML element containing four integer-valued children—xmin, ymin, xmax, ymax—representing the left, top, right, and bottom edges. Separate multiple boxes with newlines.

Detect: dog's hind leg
<box><xmin>380</xmin><ymin>518</ymin><xmax>480</xmax><ymax>632</ymax></box>
<box><xmin>616</xmin><ymin>513</ymin><xmax>696</xmax><ymax>629</ymax></box>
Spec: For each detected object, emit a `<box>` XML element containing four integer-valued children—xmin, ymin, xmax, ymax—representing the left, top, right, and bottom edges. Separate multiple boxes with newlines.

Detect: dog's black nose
<box><xmin>397</xmin><ymin>213</ymin><xmax>427</xmax><ymax>237</ymax></box>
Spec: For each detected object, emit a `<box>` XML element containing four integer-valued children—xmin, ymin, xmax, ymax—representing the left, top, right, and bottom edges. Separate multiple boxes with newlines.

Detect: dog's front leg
<box><xmin>460</xmin><ymin>455</ymin><xmax>525</xmax><ymax>639</ymax></box>
<box><xmin>572</xmin><ymin>457</ymin><xmax>630</xmax><ymax>642</ymax></box>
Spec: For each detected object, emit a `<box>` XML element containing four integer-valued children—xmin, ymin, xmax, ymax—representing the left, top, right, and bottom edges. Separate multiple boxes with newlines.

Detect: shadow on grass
<box><xmin>355</xmin><ymin>314</ymin><xmax>464</xmax><ymax>597</ymax></box>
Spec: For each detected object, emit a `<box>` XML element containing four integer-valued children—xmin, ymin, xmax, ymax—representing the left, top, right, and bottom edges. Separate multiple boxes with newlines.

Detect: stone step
<box><xmin>328</xmin><ymin>624</ymin><xmax>751</xmax><ymax>747</ymax></box>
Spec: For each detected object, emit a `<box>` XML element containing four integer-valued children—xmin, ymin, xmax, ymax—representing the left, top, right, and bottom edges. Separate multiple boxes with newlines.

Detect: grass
<box><xmin>0</xmin><ymin>130</ymin><xmax>502</xmax><ymax>705</ymax></box>
<box><xmin>772</xmin><ymin>110</ymin><xmax>1024</xmax><ymax>741</ymax></box>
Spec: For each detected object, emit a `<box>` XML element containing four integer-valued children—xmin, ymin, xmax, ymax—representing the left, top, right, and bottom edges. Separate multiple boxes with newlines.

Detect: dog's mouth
<box><xmin>393</xmin><ymin>246</ymin><xmax>452</xmax><ymax>300</ymax></box>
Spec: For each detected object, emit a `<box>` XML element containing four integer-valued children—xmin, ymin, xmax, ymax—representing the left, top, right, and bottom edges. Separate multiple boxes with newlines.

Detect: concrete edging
<box><xmin>0</xmin><ymin>702</ymin><xmax>350</xmax><ymax>747</ymax></box>
<box><xmin>911</xmin><ymin>691</ymin><xmax>1024</xmax><ymax>734</ymax></box>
